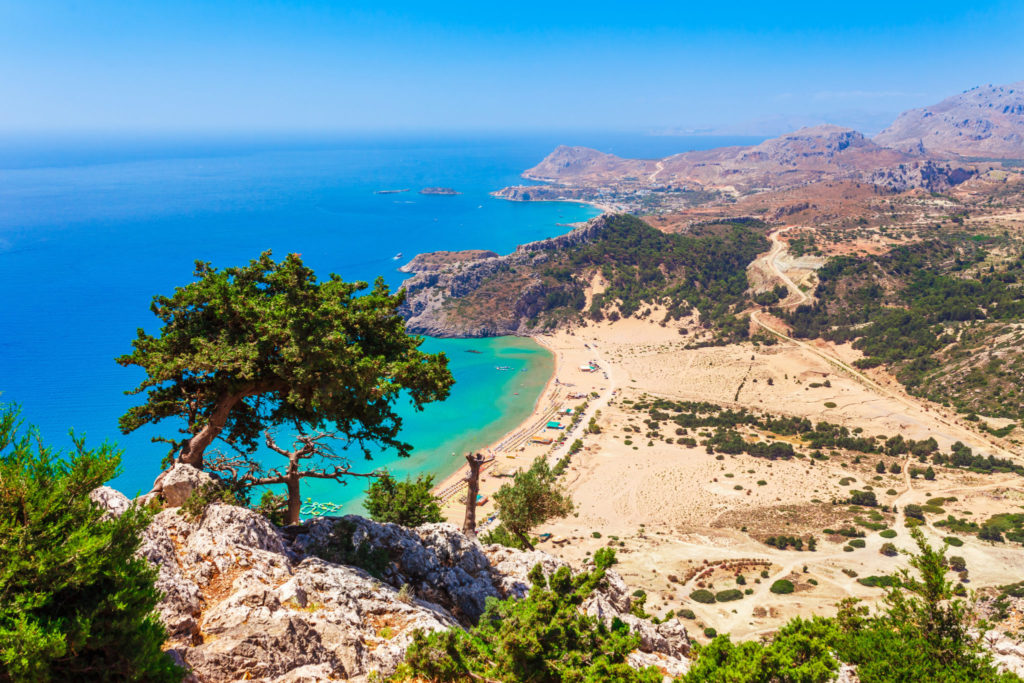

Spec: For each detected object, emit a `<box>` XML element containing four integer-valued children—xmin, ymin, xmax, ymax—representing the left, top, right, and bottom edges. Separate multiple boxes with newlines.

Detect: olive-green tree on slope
<box><xmin>0</xmin><ymin>405</ymin><xmax>182</xmax><ymax>682</ymax></box>
<box><xmin>491</xmin><ymin>457</ymin><xmax>573</xmax><ymax>550</ymax></box>
<box><xmin>118</xmin><ymin>251</ymin><xmax>453</xmax><ymax>470</ymax></box>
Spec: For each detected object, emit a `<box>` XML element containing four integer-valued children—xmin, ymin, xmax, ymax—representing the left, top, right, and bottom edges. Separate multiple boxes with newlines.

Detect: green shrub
<box><xmin>703</xmin><ymin>627</ymin><xmax>718</xmax><ymax>638</ymax></box>
<box><xmin>397</xmin><ymin>548</ymin><xmax>662</xmax><ymax>681</ymax></box>
<box><xmin>178</xmin><ymin>481</ymin><xmax>241</xmax><ymax>521</ymax></box>
<box><xmin>0</xmin><ymin>406</ymin><xmax>183</xmax><ymax>682</ymax></box>
<box><xmin>364</xmin><ymin>473</ymin><xmax>443</xmax><ymax>527</ymax></box>
<box><xmin>849</xmin><ymin>538</ymin><xmax>866</xmax><ymax>548</ymax></box>
<box><xmin>679</xmin><ymin>609</ymin><xmax>696</xmax><ymax>620</ymax></box>
<box><xmin>715</xmin><ymin>589</ymin><xmax>744</xmax><ymax>602</ymax></box>
<box><xmin>945</xmin><ymin>536</ymin><xmax>964</xmax><ymax>547</ymax></box>
<box><xmin>690</xmin><ymin>589</ymin><xmax>716</xmax><ymax>604</ymax></box>
<box><xmin>880</xmin><ymin>529</ymin><xmax>898</xmax><ymax>539</ymax></box>
<box><xmin>857</xmin><ymin>575</ymin><xmax>898</xmax><ymax>588</ymax></box>
<box><xmin>308</xmin><ymin>519</ymin><xmax>391</xmax><ymax>578</ymax></box>
<box><xmin>770</xmin><ymin>579</ymin><xmax>795</xmax><ymax>594</ymax></box>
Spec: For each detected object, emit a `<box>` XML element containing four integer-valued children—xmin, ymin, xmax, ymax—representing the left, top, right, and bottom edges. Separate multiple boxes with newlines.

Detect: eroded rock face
<box><xmin>107</xmin><ymin>495</ymin><xmax>692</xmax><ymax>682</ymax></box>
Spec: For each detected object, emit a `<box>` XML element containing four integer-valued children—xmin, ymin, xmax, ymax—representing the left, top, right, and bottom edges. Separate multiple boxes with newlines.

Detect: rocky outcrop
<box><xmin>987</xmin><ymin>630</ymin><xmax>1024</xmax><ymax>677</ymax></box>
<box><xmin>398</xmin><ymin>214</ymin><xmax>615</xmax><ymax>337</ymax></box>
<box><xmin>867</xmin><ymin>160</ymin><xmax>978</xmax><ymax>192</ymax></box>
<box><xmin>875</xmin><ymin>82</ymin><xmax>1024</xmax><ymax>158</ymax></box>
<box><xmin>524</xmin><ymin>145</ymin><xmax>654</xmax><ymax>182</ymax></box>
<box><xmin>90</xmin><ymin>485</ymin><xmax>132</xmax><ymax>518</ymax></box>
<box><xmin>398</xmin><ymin>249</ymin><xmax>498</xmax><ymax>274</ymax></box>
<box><xmin>145</xmin><ymin>462</ymin><xmax>222</xmax><ymax>508</ymax></box>
<box><xmin>92</xmin><ymin>487</ymin><xmax>691</xmax><ymax>682</ymax></box>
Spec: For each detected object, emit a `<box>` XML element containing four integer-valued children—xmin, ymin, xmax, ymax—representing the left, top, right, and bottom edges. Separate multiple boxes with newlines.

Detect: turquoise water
<box><xmin>0</xmin><ymin>133</ymin><xmax>760</xmax><ymax>511</ymax></box>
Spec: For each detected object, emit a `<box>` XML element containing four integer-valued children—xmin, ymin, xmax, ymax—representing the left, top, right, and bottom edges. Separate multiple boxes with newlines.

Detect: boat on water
<box><xmin>374</xmin><ymin>188</ymin><xmax>410</xmax><ymax>194</ymax></box>
<box><xmin>495</xmin><ymin>365</ymin><xmax>513</xmax><ymax>371</ymax></box>
<box><xmin>465</xmin><ymin>349</ymin><xmax>483</xmax><ymax>354</ymax></box>
<box><xmin>392</xmin><ymin>252</ymin><xmax>403</xmax><ymax>260</ymax></box>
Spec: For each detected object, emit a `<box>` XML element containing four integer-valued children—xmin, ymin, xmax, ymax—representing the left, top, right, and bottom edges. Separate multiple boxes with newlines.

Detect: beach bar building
<box><xmin>546</xmin><ymin>421</ymin><xmax>564</xmax><ymax>429</ymax></box>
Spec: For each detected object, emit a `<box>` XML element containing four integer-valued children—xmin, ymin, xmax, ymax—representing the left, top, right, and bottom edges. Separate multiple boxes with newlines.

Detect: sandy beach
<box><xmin>432</xmin><ymin>301</ymin><xmax>1024</xmax><ymax>640</ymax></box>
<box><xmin>432</xmin><ymin>327</ymin><xmax>619</xmax><ymax>527</ymax></box>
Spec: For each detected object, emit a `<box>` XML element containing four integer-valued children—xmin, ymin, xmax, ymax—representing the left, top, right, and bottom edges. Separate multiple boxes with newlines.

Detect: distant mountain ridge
<box><xmin>520</xmin><ymin>124</ymin><xmax>969</xmax><ymax>193</ymax></box>
<box><xmin>874</xmin><ymin>82</ymin><xmax>1024</xmax><ymax>158</ymax></box>
<box><xmin>517</xmin><ymin>82</ymin><xmax>1024</xmax><ymax>198</ymax></box>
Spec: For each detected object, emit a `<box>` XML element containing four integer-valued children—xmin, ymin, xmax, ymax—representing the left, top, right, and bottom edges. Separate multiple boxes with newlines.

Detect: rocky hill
<box><xmin>398</xmin><ymin>215</ymin><xmax>617</xmax><ymax>337</ymax></box>
<box><xmin>515</xmin><ymin>126</ymin><xmax>973</xmax><ymax>194</ymax></box>
<box><xmin>398</xmin><ymin>213</ymin><xmax>769</xmax><ymax>338</ymax></box>
<box><xmin>93</xmin><ymin>466</ymin><xmax>690</xmax><ymax>682</ymax></box>
<box><xmin>875</xmin><ymin>82</ymin><xmax>1024</xmax><ymax>158</ymax></box>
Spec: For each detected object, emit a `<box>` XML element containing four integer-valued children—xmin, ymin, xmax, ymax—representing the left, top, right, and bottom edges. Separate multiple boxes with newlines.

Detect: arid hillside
<box><xmin>875</xmin><ymin>82</ymin><xmax>1024</xmax><ymax>158</ymax></box>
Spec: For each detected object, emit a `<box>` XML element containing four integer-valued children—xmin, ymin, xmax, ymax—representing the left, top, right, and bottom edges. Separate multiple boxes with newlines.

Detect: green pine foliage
<box><xmin>117</xmin><ymin>251</ymin><xmax>453</xmax><ymax>468</ymax></box>
<box><xmin>0</xmin><ymin>406</ymin><xmax>183</xmax><ymax>682</ymax></box>
<box><xmin>363</xmin><ymin>472</ymin><xmax>443</xmax><ymax>527</ymax></box>
<box><xmin>394</xmin><ymin>548</ymin><xmax>662</xmax><ymax>682</ymax></box>
<box><xmin>492</xmin><ymin>457</ymin><xmax>573</xmax><ymax>550</ymax></box>
<box><xmin>682</xmin><ymin>617</ymin><xmax>840</xmax><ymax>682</ymax></box>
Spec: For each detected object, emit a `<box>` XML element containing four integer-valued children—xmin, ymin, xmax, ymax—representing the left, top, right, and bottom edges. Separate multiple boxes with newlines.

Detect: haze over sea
<box><xmin>0</xmin><ymin>132</ymin><xmax>760</xmax><ymax>512</ymax></box>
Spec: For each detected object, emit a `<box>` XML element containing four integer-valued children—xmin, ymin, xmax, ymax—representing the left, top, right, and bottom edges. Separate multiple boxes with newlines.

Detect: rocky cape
<box><xmin>92</xmin><ymin>465</ymin><xmax>691</xmax><ymax>682</ymax></box>
<box><xmin>505</xmin><ymin>125</ymin><xmax>977</xmax><ymax>196</ymax></box>
<box><xmin>397</xmin><ymin>214</ymin><xmax>614</xmax><ymax>337</ymax></box>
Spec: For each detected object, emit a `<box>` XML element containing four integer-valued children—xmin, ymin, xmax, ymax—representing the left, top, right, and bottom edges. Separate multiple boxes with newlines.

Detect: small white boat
<box><xmin>392</xmin><ymin>252</ymin><xmax>403</xmax><ymax>260</ymax></box>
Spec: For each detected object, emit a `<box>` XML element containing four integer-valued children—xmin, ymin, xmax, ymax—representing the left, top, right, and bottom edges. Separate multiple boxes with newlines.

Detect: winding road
<box><xmin>750</xmin><ymin>227</ymin><xmax>1019</xmax><ymax>461</ymax></box>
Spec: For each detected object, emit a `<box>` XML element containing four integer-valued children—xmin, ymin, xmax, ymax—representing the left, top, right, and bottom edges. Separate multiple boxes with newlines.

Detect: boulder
<box><xmin>150</xmin><ymin>463</ymin><xmax>221</xmax><ymax>508</ymax></box>
<box><xmin>89</xmin><ymin>485</ymin><xmax>132</xmax><ymax>518</ymax></box>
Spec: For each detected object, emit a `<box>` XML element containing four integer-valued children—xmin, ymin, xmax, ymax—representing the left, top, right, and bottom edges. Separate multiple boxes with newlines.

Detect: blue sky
<box><xmin>1</xmin><ymin>0</ymin><xmax>1022</xmax><ymax>133</ymax></box>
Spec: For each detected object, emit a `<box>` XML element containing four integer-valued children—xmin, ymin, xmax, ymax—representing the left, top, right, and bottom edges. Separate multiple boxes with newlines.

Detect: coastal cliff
<box><xmin>397</xmin><ymin>215</ymin><xmax>618</xmax><ymax>337</ymax></box>
<box><xmin>398</xmin><ymin>249</ymin><xmax>498</xmax><ymax>274</ymax></box>
<box><xmin>92</xmin><ymin>477</ymin><xmax>691</xmax><ymax>682</ymax></box>
<box><xmin>397</xmin><ymin>213</ymin><xmax>770</xmax><ymax>340</ymax></box>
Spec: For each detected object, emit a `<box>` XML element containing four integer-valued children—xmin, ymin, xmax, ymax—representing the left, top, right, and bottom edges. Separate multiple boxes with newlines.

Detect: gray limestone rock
<box><xmin>119</xmin><ymin>495</ymin><xmax>690</xmax><ymax>682</ymax></box>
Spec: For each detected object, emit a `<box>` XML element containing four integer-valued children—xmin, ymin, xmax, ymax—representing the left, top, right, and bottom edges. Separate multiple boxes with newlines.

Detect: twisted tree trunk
<box><xmin>463</xmin><ymin>452</ymin><xmax>486</xmax><ymax>537</ymax></box>
<box><xmin>177</xmin><ymin>385</ymin><xmax>259</xmax><ymax>468</ymax></box>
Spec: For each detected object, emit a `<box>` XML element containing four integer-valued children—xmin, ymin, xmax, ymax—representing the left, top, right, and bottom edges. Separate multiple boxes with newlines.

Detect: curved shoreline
<box><xmin>430</xmin><ymin>333</ymin><xmax>561</xmax><ymax>502</ymax></box>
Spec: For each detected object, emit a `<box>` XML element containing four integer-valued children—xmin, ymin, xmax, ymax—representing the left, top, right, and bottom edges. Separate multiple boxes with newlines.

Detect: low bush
<box><xmin>857</xmin><ymin>575</ymin><xmax>898</xmax><ymax>588</ymax></box>
<box><xmin>690</xmin><ymin>589</ymin><xmax>715</xmax><ymax>604</ymax></box>
<box><xmin>769</xmin><ymin>579</ymin><xmax>795</xmax><ymax>594</ymax></box>
<box><xmin>716</xmin><ymin>589</ymin><xmax>744</xmax><ymax>602</ymax></box>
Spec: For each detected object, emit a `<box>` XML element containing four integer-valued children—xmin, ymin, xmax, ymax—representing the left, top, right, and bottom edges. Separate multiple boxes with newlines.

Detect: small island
<box><xmin>374</xmin><ymin>189</ymin><xmax>409</xmax><ymax>194</ymax></box>
<box><xmin>419</xmin><ymin>187</ymin><xmax>461</xmax><ymax>195</ymax></box>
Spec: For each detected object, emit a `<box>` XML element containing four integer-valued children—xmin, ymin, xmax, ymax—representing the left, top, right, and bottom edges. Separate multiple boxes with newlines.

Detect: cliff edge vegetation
<box><xmin>400</xmin><ymin>213</ymin><xmax>769</xmax><ymax>341</ymax></box>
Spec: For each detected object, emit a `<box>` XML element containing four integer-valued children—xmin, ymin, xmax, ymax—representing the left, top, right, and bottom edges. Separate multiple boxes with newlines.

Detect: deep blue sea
<box><xmin>0</xmin><ymin>132</ymin><xmax>761</xmax><ymax>511</ymax></box>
